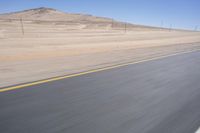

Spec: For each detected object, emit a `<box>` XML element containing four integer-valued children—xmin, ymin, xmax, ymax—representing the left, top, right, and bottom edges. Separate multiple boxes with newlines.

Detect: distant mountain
<box><xmin>0</xmin><ymin>7</ymin><xmax>173</xmax><ymax>30</ymax></box>
<box><xmin>0</xmin><ymin>7</ymin><xmax>113</xmax><ymax>22</ymax></box>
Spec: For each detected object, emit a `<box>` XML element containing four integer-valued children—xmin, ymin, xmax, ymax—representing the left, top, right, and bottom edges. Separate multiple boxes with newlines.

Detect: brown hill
<box><xmin>0</xmin><ymin>7</ymin><xmax>163</xmax><ymax>30</ymax></box>
<box><xmin>0</xmin><ymin>7</ymin><xmax>114</xmax><ymax>22</ymax></box>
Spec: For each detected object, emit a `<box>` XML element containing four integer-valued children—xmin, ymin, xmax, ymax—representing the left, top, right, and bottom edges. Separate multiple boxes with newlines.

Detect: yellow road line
<box><xmin>0</xmin><ymin>49</ymin><xmax>200</xmax><ymax>93</ymax></box>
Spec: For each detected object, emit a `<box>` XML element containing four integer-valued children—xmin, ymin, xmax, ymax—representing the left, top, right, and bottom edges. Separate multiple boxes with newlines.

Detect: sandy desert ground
<box><xmin>0</xmin><ymin>8</ymin><xmax>200</xmax><ymax>87</ymax></box>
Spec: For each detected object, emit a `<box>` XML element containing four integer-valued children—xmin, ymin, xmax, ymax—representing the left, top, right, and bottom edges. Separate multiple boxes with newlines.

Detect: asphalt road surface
<box><xmin>1</xmin><ymin>51</ymin><xmax>200</xmax><ymax>133</ymax></box>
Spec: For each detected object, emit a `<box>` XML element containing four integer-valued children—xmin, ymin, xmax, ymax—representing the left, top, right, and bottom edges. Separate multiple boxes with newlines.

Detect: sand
<box><xmin>0</xmin><ymin>8</ymin><xmax>200</xmax><ymax>88</ymax></box>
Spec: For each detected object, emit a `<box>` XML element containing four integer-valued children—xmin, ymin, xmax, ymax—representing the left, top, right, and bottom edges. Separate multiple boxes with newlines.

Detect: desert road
<box><xmin>0</xmin><ymin>51</ymin><xmax>200</xmax><ymax>133</ymax></box>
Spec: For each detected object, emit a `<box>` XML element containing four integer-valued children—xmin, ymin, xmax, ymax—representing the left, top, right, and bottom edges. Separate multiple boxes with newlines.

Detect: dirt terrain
<box><xmin>0</xmin><ymin>7</ymin><xmax>200</xmax><ymax>88</ymax></box>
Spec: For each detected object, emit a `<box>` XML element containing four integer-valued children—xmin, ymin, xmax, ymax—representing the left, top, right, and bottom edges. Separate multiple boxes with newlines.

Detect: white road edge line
<box><xmin>195</xmin><ymin>127</ymin><xmax>200</xmax><ymax>133</ymax></box>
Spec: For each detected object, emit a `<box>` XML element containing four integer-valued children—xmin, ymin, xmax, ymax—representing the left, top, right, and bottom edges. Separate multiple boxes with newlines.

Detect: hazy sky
<box><xmin>0</xmin><ymin>0</ymin><xmax>199</xmax><ymax>30</ymax></box>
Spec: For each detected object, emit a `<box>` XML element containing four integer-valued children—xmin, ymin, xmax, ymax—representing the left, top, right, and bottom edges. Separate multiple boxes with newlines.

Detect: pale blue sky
<box><xmin>0</xmin><ymin>0</ymin><xmax>199</xmax><ymax>30</ymax></box>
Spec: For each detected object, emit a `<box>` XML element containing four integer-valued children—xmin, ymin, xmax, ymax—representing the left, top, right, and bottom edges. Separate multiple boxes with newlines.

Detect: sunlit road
<box><xmin>1</xmin><ymin>51</ymin><xmax>200</xmax><ymax>133</ymax></box>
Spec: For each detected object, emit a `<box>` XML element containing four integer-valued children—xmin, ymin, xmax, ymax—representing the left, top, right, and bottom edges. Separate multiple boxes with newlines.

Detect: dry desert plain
<box><xmin>0</xmin><ymin>8</ymin><xmax>200</xmax><ymax>88</ymax></box>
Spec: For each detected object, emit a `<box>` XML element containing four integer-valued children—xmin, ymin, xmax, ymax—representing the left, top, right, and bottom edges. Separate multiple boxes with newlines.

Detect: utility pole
<box><xmin>169</xmin><ymin>24</ymin><xmax>172</xmax><ymax>32</ymax></box>
<box><xmin>194</xmin><ymin>25</ymin><xmax>198</xmax><ymax>31</ymax></box>
<box><xmin>124</xmin><ymin>23</ymin><xmax>127</xmax><ymax>33</ymax></box>
<box><xmin>160</xmin><ymin>20</ymin><xmax>163</xmax><ymax>30</ymax></box>
<box><xmin>20</xmin><ymin>18</ymin><xmax>24</xmax><ymax>35</ymax></box>
<box><xmin>111</xmin><ymin>19</ymin><xmax>114</xmax><ymax>29</ymax></box>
